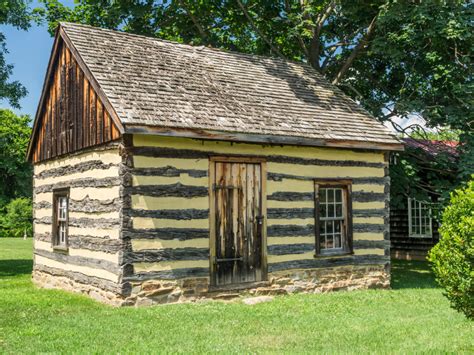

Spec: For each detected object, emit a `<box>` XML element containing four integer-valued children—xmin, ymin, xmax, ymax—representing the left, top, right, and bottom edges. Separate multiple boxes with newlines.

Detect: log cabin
<box><xmin>28</xmin><ymin>22</ymin><xmax>403</xmax><ymax>306</ymax></box>
<box><xmin>390</xmin><ymin>138</ymin><xmax>458</xmax><ymax>260</ymax></box>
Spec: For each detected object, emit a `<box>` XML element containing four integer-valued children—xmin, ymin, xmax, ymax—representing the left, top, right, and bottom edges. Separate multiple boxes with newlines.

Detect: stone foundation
<box><xmin>125</xmin><ymin>264</ymin><xmax>390</xmax><ymax>307</ymax></box>
<box><xmin>33</xmin><ymin>264</ymin><xmax>389</xmax><ymax>307</ymax></box>
<box><xmin>32</xmin><ymin>270</ymin><xmax>126</xmax><ymax>306</ymax></box>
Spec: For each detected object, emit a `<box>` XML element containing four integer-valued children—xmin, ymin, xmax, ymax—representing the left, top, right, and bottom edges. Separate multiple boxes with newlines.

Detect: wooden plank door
<box><xmin>211</xmin><ymin>160</ymin><xmax>265</xmax><ymax>287</ymax></box>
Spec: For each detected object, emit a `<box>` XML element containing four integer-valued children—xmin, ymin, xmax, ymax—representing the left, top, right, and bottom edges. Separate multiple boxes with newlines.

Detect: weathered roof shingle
<box><xmin>61</xmin><ymin>22</ymin><xmax>400</xmax><ymax>147</ymax></box>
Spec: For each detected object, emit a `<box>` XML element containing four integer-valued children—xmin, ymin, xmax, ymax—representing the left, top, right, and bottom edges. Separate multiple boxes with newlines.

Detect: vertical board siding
<box><xmin>31</xmin><ymin>40</ymin><xmax>120</xmax><ymax>163</ymax></box>
<box><xmin>126</xmin><ymin>135</ymin><xmax>390</xmax><ymax>281</ymax></box>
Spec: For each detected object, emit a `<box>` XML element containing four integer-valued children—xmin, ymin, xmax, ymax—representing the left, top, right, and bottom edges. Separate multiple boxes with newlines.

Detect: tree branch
<box><xmin>284</xmin><ymin>0</ymin><xmax>309</xmax><ymax>58</ymax></box>
<box><xmin>309</xmin><ymin>0</ymin><xmax>336</xmax><ymax>69</ymax></box>
<box><xmin>178</xmin><ymin>0</ymin><xmax>209</xmax><ymax>43</ymax></box>
<box><xmin>236</xmin><ymin>0</ymin><xmax>284</xmax><ymax>58</ymax></box>
<box><xmin>332</xmin><ymin>15</ymin><xmax>377</xmax><ymax>85</ymax></box>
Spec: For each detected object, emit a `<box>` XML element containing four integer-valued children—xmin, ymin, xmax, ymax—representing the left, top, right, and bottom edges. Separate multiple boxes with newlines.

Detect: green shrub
<box><xmin>0</xmin><ymin>197</ymin><xmax>32</xmax><ymax>238</ymax></box>
<box><xmin>428</xmin><ymin>179</ymin><xmax>474</xmax><ymax>319</ymax></box>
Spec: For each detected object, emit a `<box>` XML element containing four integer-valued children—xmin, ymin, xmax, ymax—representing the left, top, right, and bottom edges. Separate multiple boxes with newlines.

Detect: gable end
<box><xmin>28</xmin><ymin>30</ymin><xmax>122</xmax><ymax>163</ymax></box>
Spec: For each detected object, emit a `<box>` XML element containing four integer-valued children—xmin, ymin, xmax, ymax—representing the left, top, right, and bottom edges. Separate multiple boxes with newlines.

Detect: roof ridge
<box><xmin>56</xmin><ymin>21</ymin><xmax>401</xmax><ymax>149</ymax></box>
<box><xmin>60</xmin><ymin>21</ymin><xmax>327</xmax><ymax>73</ymax></box>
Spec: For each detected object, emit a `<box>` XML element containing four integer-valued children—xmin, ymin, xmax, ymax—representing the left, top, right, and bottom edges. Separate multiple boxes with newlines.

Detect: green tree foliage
<box><xmin>39</xmin><ymin>0</ymin><xmax>473</xmax><ymax>184</ymax></box>
<box><xmin>0</xmin><ymin>0</ymin><xmax>35</xmax><ymax>107</ymax></box>
<box><xmin>0</xmin><ymin>109</ymin><xmax>32</xmax><ymax>208</ymax></box>
<box><xmin>428</xmin><ymin>179</ymin><xmax>474</xmax><ymax>319</ymax></box>
<box><xmin>0</xmin><ymin>197</ymin><xmax>32</xmax><ymax>237</ymax></box>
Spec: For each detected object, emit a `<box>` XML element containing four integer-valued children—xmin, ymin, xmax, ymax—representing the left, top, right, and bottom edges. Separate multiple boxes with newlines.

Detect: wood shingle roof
<box><xmin>59</xmin><ymin>22</ymin><xmax>401</xmax><ymax>150</ymax></box>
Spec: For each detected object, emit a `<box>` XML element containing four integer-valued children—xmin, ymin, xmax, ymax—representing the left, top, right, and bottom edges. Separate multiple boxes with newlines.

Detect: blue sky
<box><xmin>1</xmin><ymin>0</ymin><xmax>75</xmax><ymax>118</ymax></box>
<box><xmin>2</xmin><ymin>21</ymin><xmax>53</xmax><ymax>118</ymax></box>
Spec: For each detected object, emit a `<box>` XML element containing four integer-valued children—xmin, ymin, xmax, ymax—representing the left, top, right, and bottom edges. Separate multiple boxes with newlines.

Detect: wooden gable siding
<box><xmin>31</xmin><ymin>40</ymin><xmax>120</xmax><ymax>163</ymax></box>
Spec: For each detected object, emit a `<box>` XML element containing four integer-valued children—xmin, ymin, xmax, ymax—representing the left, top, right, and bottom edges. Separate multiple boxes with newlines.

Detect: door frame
<box><xmin>208</xmin><ymin>156</ymin><xmax>268</xmax><ymax>288</ymax></box>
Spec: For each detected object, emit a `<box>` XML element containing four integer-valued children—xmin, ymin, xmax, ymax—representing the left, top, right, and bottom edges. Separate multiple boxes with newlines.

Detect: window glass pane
<box><xmin>326</xmin><ymin>220</ymin><xmax>333</xmax><ymax>234</ymax></box>
<box><xmin>320</xmin><ymin>234</ymin><xmax>327</xmax><ymax>250</ymax></box>
<box><xmin>334</xmin><ymin>220</ymin><xmax>341</xmax><ymax>233</ymax></box>
<box><xmin>334</xmin><ymin>233</ymin><xmax>341</xmax><ymax>248</ymax></box>
<box><xmin>327</xmin><ymin>189</ymin><xmax>334</xmax><ymax>202</ymax></box>
<box><xmin>335</xmin><ymin>189</ymin><xmax>342</xmax><ymax>203</ymax></box>
<box><xmin>326</xmin><ymin>236</ymin><xmax>334</xmax><ymax>249</ymax></box>
<box><xmin>336</xmin><ymin>203</ymin><xmax>343</xmax><ymax>218</ymax></box>
<box><xmin>59</xmin><ymin>222</ymin><xmax>65</xmax><ymax>244</ymax></box>
<box><xmin>328</xmin><ymin>203</ymin><xmax>335</xmax><ymax>218</ymax></box>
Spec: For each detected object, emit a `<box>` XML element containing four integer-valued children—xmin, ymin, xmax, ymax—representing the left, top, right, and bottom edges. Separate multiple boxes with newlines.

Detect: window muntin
<box><xmin>318</xmin><ymin>188</ymin><xmax>345</xmax><ymax>251</ymax></box>
<box><xmin>408</xmin><ymin>198</ymin><xmax>432</xmax><ymax>238</ymax></box>
<box><xmin>315</xmin><ymin>182</ymin><xmax>353</xmax><ymax>256</ymax></box>
<box><xmin>53</xmin><ymin>190</ymin><xmax>69</xmax><ymax>249</ymax></box>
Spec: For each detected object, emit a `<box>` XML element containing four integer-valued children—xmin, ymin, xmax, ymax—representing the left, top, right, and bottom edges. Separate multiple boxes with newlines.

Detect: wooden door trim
<box><xmin>208</xmin><ymin>158</ymin><xmax>268</xmax><ymax>286</ymax></box>
<box><xmin>209</xmin><ymin>156</ymin><xmax>266</xmax><ymax>163</ymax></box>
<box><xmin>209</xmin><ymin>159</ymin><xmax>217</xmax><ymax>285</ymax></box>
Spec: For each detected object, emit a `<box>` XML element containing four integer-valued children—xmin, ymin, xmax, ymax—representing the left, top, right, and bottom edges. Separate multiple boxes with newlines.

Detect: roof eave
<box><xmin>124</xmin><ymin>124</ymin><xmax>405</xmax><ymax>152</ymax></box>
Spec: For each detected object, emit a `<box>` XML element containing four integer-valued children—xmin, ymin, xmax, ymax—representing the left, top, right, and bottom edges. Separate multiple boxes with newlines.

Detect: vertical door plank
<box><xmin>246</xmin><ymin>163</ymin><xmax>256</xmax><ymax>282</ymax></box>
<box><xmin>231</xmin><ymin>163</ymin><xmax>241</xmax><ymax>283</ymax></box>
<box><xmin>223</xmin><ymin>163</ymin><xmax>234</xmax><ymax>285</ymax></box>
<box><xmin>238</xmin><ymin>163</ymin><xmax>247</xmax><ymax>283</ymax></box>
<box><xmin>253</xmin><ymin>164</ymin><xmax>262</xmax><ymax>281</ymax></box>
<box><xmin>215</xmin><ymin>162</ymin><xmax>224</xmax><ymax>285</ymax></box>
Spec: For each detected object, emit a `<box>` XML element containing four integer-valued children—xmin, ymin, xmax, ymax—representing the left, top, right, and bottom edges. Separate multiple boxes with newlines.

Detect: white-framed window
<box><xmin>52</xmin><ymin>189</ymin><xmax>69</xmax><ymax>249</ymax></box>
<box><xmin>315</xmin><ymin>181</ymin><xmax>353</xmax><ymax>255</ymax></box>
<box><xmin>408</xmin><ymin>198</ymin><xmax>432</xmax><ymax>238</ymax></box>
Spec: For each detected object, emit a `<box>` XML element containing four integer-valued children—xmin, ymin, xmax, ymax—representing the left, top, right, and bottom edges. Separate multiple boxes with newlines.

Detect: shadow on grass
<box><xmin>391</xmin><ymin>259</ymin><xmax>438</xmax><ymax>289</ymax></box>
<box><xmin>0</xmin><ymin>259</ymin><xmax>33</xmax><ymax>277</ymax></box>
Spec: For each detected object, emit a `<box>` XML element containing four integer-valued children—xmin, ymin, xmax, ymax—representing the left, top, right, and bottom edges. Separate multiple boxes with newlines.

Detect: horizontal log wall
<box><xmin>33</xmin><ymin>145</ymin><xmax>125</xmax><ymax>291</ymax></box>
<box><xmin>390</xmin><ymin>208</ymin><xmax>439</xmax><ymax>260</ymax></box>
<box><xmin>124</xmin><ymin>135</ymin><xmax>390</xmax><ymax>282</ymax></box>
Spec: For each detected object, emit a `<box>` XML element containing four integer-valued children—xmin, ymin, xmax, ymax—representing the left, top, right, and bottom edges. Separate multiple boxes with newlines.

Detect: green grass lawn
<box><xmin>0</xmin><ymin>238</ymin><xmax>472</xmax><ymax>353</ymax></box>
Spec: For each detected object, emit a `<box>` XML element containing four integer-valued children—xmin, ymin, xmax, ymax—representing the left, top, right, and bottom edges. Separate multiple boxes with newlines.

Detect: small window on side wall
<box><xmin>314</xmin><ymin>180</ymin><xmax>353</xmax><ymax>256</ymax></box>
<box><xmin>52</xmin><ymin>188</ymin><xmax>69</xmax><ymax>250</ymax></box>
<box><xmin>408</xmin><ymin>198</ymin><xmax>432</xmax><ymax>238</ymax></box>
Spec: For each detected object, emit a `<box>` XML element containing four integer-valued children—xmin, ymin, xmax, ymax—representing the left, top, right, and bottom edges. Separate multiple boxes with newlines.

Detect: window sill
<box><xmin>314</xmin><ymin>251</ymin><xmax>353</xmax><ymax>258</ymax></box>
<box><xmin>52</xmin><ymin>246</ymin><xmax>69</xmax><ymax>254</ymax></box>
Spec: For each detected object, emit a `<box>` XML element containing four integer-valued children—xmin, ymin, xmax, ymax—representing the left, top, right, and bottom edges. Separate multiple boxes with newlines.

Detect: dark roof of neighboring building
<box><xmin>47</xmin><ymin>22</ymin><xmax>403</xmax><ymax>150</ymax></box>
<box><xmin>403</xmin><ymin>138</ymin><xmax>459</xmax><ymax>158</ymax></box>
